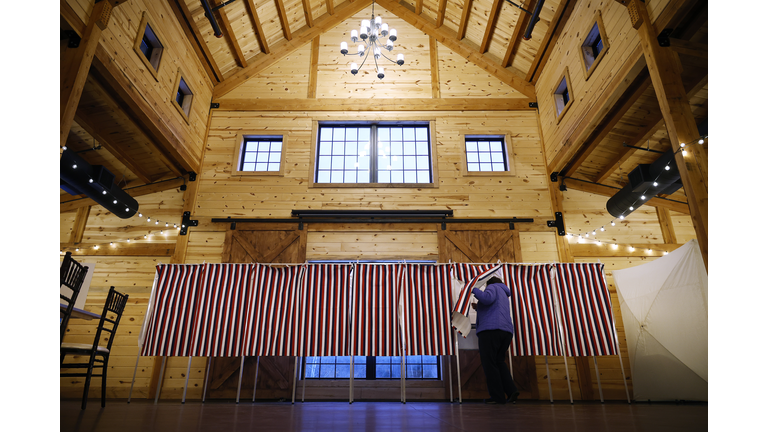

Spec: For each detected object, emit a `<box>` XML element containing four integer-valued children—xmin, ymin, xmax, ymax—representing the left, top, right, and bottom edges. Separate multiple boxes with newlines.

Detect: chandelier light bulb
<box><xmin>374</xmin><ymin>47</ymin><xmax>381</xmax><ymax>59</ymax></box>
<box><xmin>360</xmin><ymin>25</ymin><xmax>368</xmax><ymax>39</ymax></box>
<box><xmin>350</xmin><ymin>30</ymin><xmax>358</xmax><ymax>43</ymax></box>
<box><xmin>351</xmin><ymin>62</ymin><xmax>359</xmax><ymax>75</ymax></box>
<box><xmin>75</xmin><ymin>248</ymin><xmax>79</xmax><ymax>251</ymax></box>
<box><xmin>165</xmin><ymin>223</ymin><xmax>169</xmax><ymax>227</ymax></box>
<box><xmin>144</xmin><ymin>235</ymin><xmax>147</xmax><ymax>239</ymax></box>
<box><xmin>147</xmin><ymin>217</ymin><xmax>151</xmax><ymax>222</ymax></box>
<box><xmin>94</xmin><ymin>245</ymin><xmax>99</xmax><ymax>250</ymax></box>
<box><xmin>629</xmin><ymin>246</ymin><xmax>635</xmax><ymax>252</ymax></box>
<box><xmin>357</xmin><ymin>45</ymin><xmax>365</xmax><ymax>56</ymax></box>
<box><xmin>612</xmin><ymin>244</ymin><xmax>618</xmax><ymax>249</ymax></box>
<box><xmin>380</xmin><ymin>23</ymin><xmax>389</xmax><ymax>36</ymax></box>
<box><xmin>397</xmin><ymin>53</ymin><xmax>405</xmax><ymax>65</ymax></box>
<box><xmin>592</xmin><ymin>230</ymin><xmax>596</xmax><ymax>235</ymax></box>
<box><xmin>596</xmin><ymin>241</ymin><xmax>602</xmax><ymax>246</ymax></box>
<box><xmin>664</xmin><ymin>251</ymin><xmax>669</xmax><ymax>255</ymax></box>
<box><xmin>125</xmin><ymin>208</ymin><xmax>130</xmax><ymax>212</ymax></box>
<box><xmin>389</xmin><ymin>28</ymin><xmax>397</xmax><ymax>41</ymax></box>
<box><xmin>585</xmin><ymin>233</ymin><xmax>589</xmax><ymax>238</ymax></box>
<box><xmin>680</xmin><ymin>142</ymin><xmax>686</xmax><ymax>148</ymax></box>
<box><xmin>110</xmin><ymin>242</ymin><xmax>114</xmax><ymax>246</ymax></box>
<box><xmin>386</xmin><ymin>39</ymin><xmax>393</xmax><ymax>51</ymax></box>
<box><xmin>155</xmin><ymin>220</ymin><xmax>159</xmax><ymax>225</ymax></box>
<box><xmin>63</xmin><ymin>146</ymin><xmax>67</xmax><ymax>151</ymax></box>
<box><xmin>374</xmin><ymin>16</ymin><xmax>382</xmax><ymax>28</ymax></box>
<box><xmin>377</xmin><ymin>67</ymin><xmax>385</xmax><ymax>80</ymax></box>
<box><xmin>340</xmin><ymin>42</ymin><xmax>348</xmax><ymax>54</ymax></box>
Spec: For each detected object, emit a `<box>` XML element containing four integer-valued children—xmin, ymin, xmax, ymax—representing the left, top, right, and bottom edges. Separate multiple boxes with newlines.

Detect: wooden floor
<box><xmin>61</xmin><ymin>399</ymin><xmax>707</xmax><ymax>431</ymax></box>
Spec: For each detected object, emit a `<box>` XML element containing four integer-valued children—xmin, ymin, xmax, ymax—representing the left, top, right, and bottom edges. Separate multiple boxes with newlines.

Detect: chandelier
<box><xmin>339</xmin><ymin>0</ymin><xmax>405</xmax><ymax>79</ymax></box>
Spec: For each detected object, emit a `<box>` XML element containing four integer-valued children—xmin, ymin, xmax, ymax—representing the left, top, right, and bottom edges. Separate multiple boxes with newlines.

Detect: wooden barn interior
<box><xmin>55</xmin><ymin>0</ymin><xmax>714</xmax><ymax>429</ymax></box>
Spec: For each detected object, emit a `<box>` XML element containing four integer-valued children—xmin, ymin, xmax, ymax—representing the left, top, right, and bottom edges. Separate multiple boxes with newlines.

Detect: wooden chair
<box><xmin>60</xmin><ymin>251</ymin><xmax>89</xmax><ymax>344</ymax></box>
<box><xmin>61</xmin><ymin>286</ymin><xmax>129</xmax><ymax>409</ymax></box>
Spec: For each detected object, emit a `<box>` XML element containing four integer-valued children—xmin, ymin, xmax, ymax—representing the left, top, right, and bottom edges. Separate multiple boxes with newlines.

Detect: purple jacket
<box><xmin>472</xmin><ymin>282</ymin><xmax>515</xmax><ymax>335</ymax></box>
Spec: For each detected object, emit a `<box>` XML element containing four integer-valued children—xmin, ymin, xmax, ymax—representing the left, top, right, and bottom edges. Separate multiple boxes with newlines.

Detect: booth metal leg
<box><xmin>291</xmin><ymin>357</ymin><xmax>298</xmax><ymax>404</ymax></box>
<box><xmin>301</xmin><ymin>357</ymin><xmax>307</xmax><ymax>402</ymax></box>
<box><xmin>182</xmin><ymin>357</ymin><xmax>192</xmax><ymax>404</ymax></box>
<box><xmin>154</xmin><ymin>356</ymin><xmax>167</xmax><ymax>405</ymax></box>
<box><xmin>593</xmin><ymin>356</ymin><xmax>604</xmax><ymax>403</ymax></box>
<box><xmin>454</xmin><ymin>330</ymin><xmax>462</xmax><ymax>404</ymax></box>
<box><xmin>401</xmin><ymin>355</ymin><xmax>406</xmax><ymax>404</ymax></box>
<box><xmin>127</xmin><ymin>349</ymin><xmax>141</xmax><ymax>403</ymax></box>
<box><xmin>563</xmin><ymin>354</ymin><xmax>573</xmax><ymax>404</ymax></box>
<box><xmin>236</xmin><ymin>356</ymin><xmax>245</xmax><ymax>404</ymax></box>
<box><xmin>349</xmin><ymin>356</ymin><xmax>354</xmax><ymax>404</ymax></box>
<box><xmin>202</xmin><ymin>356</ymin><xmax>212</xmax><ymax>403</ymax></box>
<box><xmin>447</xmin><ymin>356</ymin><xmax>453</xmax><ymax>402</ymax></box>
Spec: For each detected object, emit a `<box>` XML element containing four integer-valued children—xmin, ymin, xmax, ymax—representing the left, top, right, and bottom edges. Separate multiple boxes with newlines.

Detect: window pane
<box><xmin>391</xmin><ymin>141</ymin><xmax>403</xmax><ymax>155</ymax></box>
<box><xmin>392</xmin><ymin>365</ymin><xmax>401</xmax><ymax>378</ymax></box>
<box><xmin>416</xmin><ymin>142</ymin><xmax>429</xmax><ymax>155</ymax></box>
<box><xmin>491</xmin><ymin>152</ymin><xmax>503</xmax><ymax>163</ymax></box>
<box><xmin>403</xmin><ymin>171</ymin><xmax>416</xmax><ymax>183</ymax></box>
<box><xmin>479</xmin><ymin>153</ymin><xmax>491</xmax><ymax>163</ymax></box>
<box><xmin>345</xmin><ymin>155</ymin><xmax>357</xmax><ymax>168</ymax></box>
<box><xmin>492</xmin><ymin>163</ymin><xmax>505</xmax><ymax>171</ymax></box>
<box><xmin>378</xmin><ymin>171</ymin><xmax>390</xmax><ymax>183</ymax></box>
<box><xmin>378</xmin><ymin>128</ymin><xmax>389</xmax><ymax>141</ymax></box>
<box><xmin>255</xmin><ymin>162</ymin><xmax>267</xmax><ymax>171</ymax></box>
<box><xmin>466</xmin><ymin>141</ymin><xmax>478</xmax><ymax>152</ymax></box>
<box><xmin>271</xmin><ymin>142</ymin><xmax>282</xmax><ymax>151</ymax></box>
<box><xmin>243</xmin><ymin>162</ymin><xmax>255</xmax><ymax>171</ymax></box>
<box><xmin>404</xmin><ymin>156</ymin><xmax>416</xmax><ymax>169</ymax></box>
<box><xmin>478</xmin><ymin>141</ymin><xmax>491</xmax><ymax>152</ymax></box>
<box><xmin>320</xmin><ymin>365</ymin><xmax>335</xmax><ymax>378</ymax></box>
<box><xmin>403</xmin><ymin>127</ymin><xmax>415</xmax><ymax>140</ymax></box>
<box><xmin>320</xmin><ymin>128</ymin><xmax>333</xmax><ymax>140</ymax></box>
<box><xmin>417</xmin><ymin>156</ymin><xmax>429</xmax><ymax>169</ymax></box>
<box><xmin>346</xmin><ymin>128</ymin><xmax>358</xmax><ymax>140</ymax></box>
<box><xmin>391</xmin><ymin>171</ymin><xmax>404</xmax><ymax>183</ymax></box>
<box><xmin>333</xmin><ymin>127</ymin><xmax>346</xmax><ymax>141</ymax></box>
<box><xmin>332</xmin><ymin>142</ymin><xmax>345</xmax><ymax>155</ymax></box>
<box><xmin>358</xmin><ymin>170</ymin><xmax>370</xmax><ymax>183</ymax></box>
<box><xmin>269</xmin><ymin>153</ymin><xmax>280</xmax><ymax>163</ymax></box>
<box><xmin>391</xmin><ymin>128</ymin><xmax>402</xmax><ymax>141</ymax></box>
<box><xmin>467</xmin><ymin>152</ymin><xmax>478</xmax><ymax>163</ymax></box>
<box><xmin>358</xmin><ymin>156</ymin><xmax>370</xmax><ymax>169</ymax></box>
<box><xmin>305</xmin><ymin>364</ymin><xmax>319</xmax><ymax>378</ymax></box>
<box><xmin>424</xmin><ymin>365</ymin><xmax>438</xmax><ymax>378</ymax></box>
<box><xmin>317</xmin><ymin>171</ymin><xmax>330</xmax><ymax>183</ymax></box>
<box><xmin>354</xmin><ymin>365</ymin><xmax>366</xmax><ymax>378</ymax></box>
<box><xmin>319</xmin><ymin>142</ymin><xmax>332</xmax><ymax>155</ymax></box>
<box><xmin>416</xmin><ymin>127</ymin><xmax>428</xmax><ymax>140</ymax></box>
<box><xmin>344</xmin><ymin>170</ymin><xmax>356</xmax><ymax>183</ymax></box>
<box><xmin>376</xmin><ymin>365</ymin><xmax>391</xmax><ymax>378</ymax></box>
<box><xmin>407</xmin><ymin>365</ymin><xmax>423</xmax><ymax>378</ymax></box>
<box><xmin>331</xmin><ymin>156</ymin><xmax>345</xmax><ymax>170</ymax></box>
<box><xmin>268</xmin><ymin>163</ymin><xmax>280</xmax><ymax>171</ymax></box>
<box><xmin>359</xmin><ymin>128</ymin><xmax>370</xmax><ymax>141</ymax></box>
<box><xmin>468</xmin><ymin>163</ymin><xmax>479</xmax><ymax>171</ymax></box>
<box><xmin>318</xmin><ymin>156</ymin><xmax>331</xmax><ymax>169</ymax></box>
<box><xmin>345</xmin><ymin>141</ymin><xmax>357</xmax><ymax>155</ymax></box>
<box><xmin>331</xmin><ymin>171</ymin><xmax>343</xmax><ymax>183</ymax></box>
<box><xmin>490</xmin><ymin>141</ymin><xmax>502</xmax><ymax>152</ymax></box>
<box><xmin>404</xmin><ymin>141</ymin><xmax>416</xmax><ymax>155</ymax></box>
<box><xmin>423</xmin><ymin>356</ymin><xmax>438</xmax><ymax>364</ymax></box>
<box><xmin>480</xmin><ymin>163</ymin><xmax>492</xmax><ymax>171</ymax></box>
<box><xmin>336</xmin><ymin>364</ymin><xmax>350</xmax><ymax>378</ymax></box>
<box><xmin>244</xmin><ymin>152</ymin><xmax>257</xmax><ymax>163</ymax></box>
<box><xmin>417</xmin><ymin>171</ymin><xmax>430</xmax><ymax>183</ymax></box>
<box><xmin>392</xmin><ymin>156</ymin><xmax>403</xmax><ymax>170</ymax></box>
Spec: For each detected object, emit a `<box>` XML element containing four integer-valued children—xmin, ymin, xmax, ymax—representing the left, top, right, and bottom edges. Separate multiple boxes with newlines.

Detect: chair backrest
<box><xmin>60</xmin><ymin>252</ymin><xmax>89</xmax><ymax>343</ymax></box>
<box><xmin>91</xmin><ymin>287</ymin><xmax>129</xmax><ymax>353</ymax></box>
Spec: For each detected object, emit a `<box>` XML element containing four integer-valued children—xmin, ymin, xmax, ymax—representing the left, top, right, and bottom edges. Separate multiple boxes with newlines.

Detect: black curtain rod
<box><xmin>212</xmin><ymin>217</ymin><xmax>534</xmax><ymax>224</ymax></box>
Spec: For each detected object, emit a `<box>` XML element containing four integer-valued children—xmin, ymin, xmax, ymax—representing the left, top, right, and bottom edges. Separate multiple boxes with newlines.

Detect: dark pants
<box><xmin>477</xmin><ymin>329</ymin><xmax>518</xmax><ymax>403</ymax></box>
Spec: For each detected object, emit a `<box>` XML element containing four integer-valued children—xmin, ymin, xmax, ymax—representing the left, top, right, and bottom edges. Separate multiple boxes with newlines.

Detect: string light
<box><xmin>611</xmin><ymin>221</ymin><xmax>616</xmax><ymax>226</ymax></box>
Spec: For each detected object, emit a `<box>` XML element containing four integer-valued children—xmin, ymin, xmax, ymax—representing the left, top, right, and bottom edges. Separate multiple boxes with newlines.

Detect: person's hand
<box><xmin>471</xmin><ymin>303</ymin><xmax>477</xmax><ymax>310</ymax></box>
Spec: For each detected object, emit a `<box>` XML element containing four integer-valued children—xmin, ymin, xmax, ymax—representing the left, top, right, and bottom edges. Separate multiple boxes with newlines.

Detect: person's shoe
<box><xmin>506</xmin><ymin>391</ymin><xmax>520</xmax><ymax>403</ymax></box>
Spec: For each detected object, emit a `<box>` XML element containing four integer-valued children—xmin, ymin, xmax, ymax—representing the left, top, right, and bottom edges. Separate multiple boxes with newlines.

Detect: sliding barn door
<box><xmin>438</xmin><ymin>224</ymin><xmax>539</xmax><ymax>400</ymax></box>
<box><xmin>205</xmin><ymin>223</ymin><xmax>306</xmax><ymax>400</ymax></box>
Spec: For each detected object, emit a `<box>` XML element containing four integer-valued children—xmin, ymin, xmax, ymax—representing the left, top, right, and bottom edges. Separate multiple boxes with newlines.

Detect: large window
<box><xmin>313</xmin><ymin>123</ymin><xmax>434</xmax><ymax>186</ymax></box>
<box><xmin>304</xmin><ymin>355</ymin><xmax>440</xmax><ymax>380</ymax></box>
<box><xmin>231</xmin><ymin>132</ymin><xmax>288</xmax><ymax>176</ymax></box>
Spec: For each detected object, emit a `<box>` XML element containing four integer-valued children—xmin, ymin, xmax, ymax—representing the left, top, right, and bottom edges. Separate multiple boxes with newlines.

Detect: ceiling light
<box><xmin>341</xmin><ymin>0</ymin><xmax>404</xmax><ymax>79</ymax></box>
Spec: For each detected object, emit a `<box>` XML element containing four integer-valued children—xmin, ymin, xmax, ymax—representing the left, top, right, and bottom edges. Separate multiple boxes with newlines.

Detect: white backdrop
<box><xmin>614</xmin><ymin>240</ymin><xmax>708</xmax><ymax>401</ymax></box>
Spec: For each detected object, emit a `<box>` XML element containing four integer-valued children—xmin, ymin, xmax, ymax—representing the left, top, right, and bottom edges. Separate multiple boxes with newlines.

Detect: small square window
<box><xmin>553</xmin><ymin>68</ymin><xmax>574</xmax><ymax>123</ymax></box>
<box><xmin>580</xmin><ymin>11</ymin><xmax>609</xmax><ymax>80</ymax></box>
<box><xmin>462</xmin><ymin>135</ymin><xmax>515</xmax><ymax>176</ymax></box>
<box><xmin>171</xmin><ymin>68</ymin><xmax>193</xmax><ymax>122</ymax></box>
<box><xmin>133</xmin><ymin>12</ymin><xmax>164</xmax><ymax>81</ymax></box>
<box><xmin>232</xmin><ymin>132</ymin><xmax>289</xmax><ymax>177</ymax></box>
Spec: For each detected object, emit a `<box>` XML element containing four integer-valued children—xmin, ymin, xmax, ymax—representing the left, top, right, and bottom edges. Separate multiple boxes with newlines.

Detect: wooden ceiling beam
<box><xmin>275</xmin><ymin>0</ymin><xmax>293</xmax><ymax>40</ymax></box>
<box><xmin>560</xmin><ymin>69</ymin><xmax>653</xmax><ymax>178</ymax></box>
<box><xmin>377</xmin><ymin>0</ymin><xmax>536</xmax><ymax>98</ymax></box>
<box><xmin>457</xmin><ymin>0</ymin><xmax>473</xmax><ymax>40</ymax></box>
<box><xmin>416</xmin><ymin>0</ymin><xmax>423</xmax><ymax>15</ymax></box>
<box><xmin>92</xmin><ymin>44</ymin><xmax>199</xmax><ymax>174</ymax></box>
<box><xmin>244</xmin><ymin>0</ymin><xmax>270</xmax><ymax>54</ymax></box>
<box><xmin>524</xmin><ymin>0</ymin><xmax>576</xmax><ymax>83</ymax></box>
<box><xmin>60</xmin><ymin>0</ymin><xmax>112</xmax><ymax>148</ymax></box>
<box><xmin>593</xmin><ymin>73</ymin><xmax>707</xmax><ymax>184</ymax></box>
<box><xmin>562</xmin><ymin>178</ymin><xmax>690</xmax><ymax>214</ymax></box>
<box><xmin>166</xmin><ymin>0</ymin><xmax>220</xmax><ymax>83</ymax></box>
<box><xmin>436</xmin><ymin>0</ymin><xmax>448</xmax><ymax>28</ymax></box>
<box><xmin>74</xmin><ymin>112</ymin><xmax>153</xmax><ymax>184</ymax></box>
<box><xmin>214</xmin><ymin>97</ymin><xmax>536</xmax><ymax>111</ymax></box>
<box><xmin>215</xmin><ymin>0</ymin><xmax>248</xmax><ymax>67</ymax></box>
<box><xmin>667</xmin><ymin>38</ymin><xmax>707</xmax><ymax>59</ymax></box>
<box><xmin>326</xmin><ymin>0</ymin><xmax>335</xmax><ymax>15</ymax></box>
<box><xmin>502</xmin><ymin>0</ymin><xmax>532</xmax><ymax>67</ymax></box>
<box><xmin>60</xmin><ymin>242</ymin><xmax>175</xmax><ymax>257</ymax></box>
<box><xmin>212</xmin><ymin>1</ymin><xmax>376</xmax><ymax>99</ymax></box>
<box><xmin>301</xmin><ymin>0</ymin><xmax>315</xmax><ymax>28</ymax></box>
<box><xmin>480</xmin><ymin>0</ymin><xmax>503</xmax><ymax>53</ymax></box>
<box><xmin>69</xmin><ymin>206</ymin><xmax>91</xmax><ymax>244</ymax></box>
<box><xmin>174</xmin><ymin>0</ymin><xmax>224</xmax><ymax>81</ymax></box>
<box><xmin>61</xmin><ymin>178</ymin><xmax>185</xmax><ymax>213</ymax></box>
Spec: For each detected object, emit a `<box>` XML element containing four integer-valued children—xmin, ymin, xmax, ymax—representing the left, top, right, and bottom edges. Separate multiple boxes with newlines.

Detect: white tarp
<box><xmin>613</xmin><ymin>239</ymin><xmax>708</xmax><ymax>401</ymax></box>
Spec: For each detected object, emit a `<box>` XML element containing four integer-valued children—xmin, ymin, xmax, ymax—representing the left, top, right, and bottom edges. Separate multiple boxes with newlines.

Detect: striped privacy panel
<box><xmin>350</xmin><ymin>264</ymin><xmax>403</xmax><ymax>356</ymax></box>
<box><xmin>401</xmin><ymin>264</ymin><xmax>455</xmax><ymax>356</ymax></box>
<box><xmin>141</xmin><ymin>264</ymin><xmax>204</xmax><ymax>356</ymax></box>
<box><xmin>243</xmin><ymin>264</ymin><xmax>304</xmax><ymax>357</ymax></box>
<box><xmin>552</xmin><ymin>263</ymin><xmax>619</xmax><ymax>356</ymax></box>
<box><xmin>451</xmin><ymin>263</ymin><xmax>502</xmax><ymax>317</ymax></box>
<box><xmin>189</xmin><ymin>263</ymin><xmax>254</xmax><ymax>357</ymax></box>
<box><xmin>298</xmin><ymin>263</ymin><xmax>352</xmax><ymax>357</ymax></box>
<box><xmin>503</xmin><ymin>264</ymin><xmax>562</xmax><ymax>356</ymax></box>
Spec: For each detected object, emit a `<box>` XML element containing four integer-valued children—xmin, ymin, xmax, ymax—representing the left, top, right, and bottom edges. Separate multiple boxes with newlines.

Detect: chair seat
<box><xmin>61</xmin><ymin>342</ymin><xmax>109</xmax><ymax>354</ymax></box>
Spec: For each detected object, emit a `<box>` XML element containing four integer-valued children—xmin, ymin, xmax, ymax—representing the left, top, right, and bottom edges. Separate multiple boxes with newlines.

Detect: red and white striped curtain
<box><xmin>189</xmin><ymin>263</ymin><xmax>254</xmax><ymax>357</ymax></box>
<box><xmin>451</xmin><ymin>263</ymin><xmax>502</xmax><ymax>317</ymax></box>
<box><xmin>141</xmin><ymin>264</ymin><xmax>205</xmax><ymax>356</ymax></box>
<box><xmin>349</xmin><ymin>264</ymin><xmax>403</xmax><ymax>356</ymax></box>
<box><xmin>552</xmin><ymin>263</ymin><xmax>619</xmax><ymax>356</ymax></box>
<box><xmin>401</xmin><ymin>264</ymin><xmax>454</xmax><ymax>356</ymax></box>
<box><xmin>503</xmin><ymin>264</ymin><xmax>562</xmax><ymax>356</ymax></box>
<box><xmin>243</xmin><ymin>264</ymin><xmax>304</xmax><ymax>357</ymax></box>
<box><xmin>298</xmin><ymin>263</ymin><xmax>352</xmax><ymax>357</ymax></box>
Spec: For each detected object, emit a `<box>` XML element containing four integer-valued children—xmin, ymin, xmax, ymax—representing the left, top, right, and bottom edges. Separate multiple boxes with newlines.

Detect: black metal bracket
<box><xmin>550</xmin><ymin>172</ymin><xmax>560</xmax><ymax>183</ymax></box>
<box><xmin>547</xmin><ymin>212</ymin><xmax>566</xmax><ymax>236</ymax></box>
<box><xmin>657</xmin><ymin>28</ymin><xmax>673</xmax><ymax>47</ymax></box>
<box><xmin>188</xmin><ymin>172</ymin><xmax>197</xmax><ymax>181</ymax></box>
<box><xmin>558</xmin><ymin>177</ymin><xmax>567</xmax><ymax>191</ymax></box>
<box><xmin>211</xmin><ymin>102</ymin><xmax>220</xmax><ymax>109</ymax></box>
<box><xmin>529</xmin><ymin>102</ymin><xmax>538</xmax><ymax>109</ymax></box>
<box><xmin>180</xmin><ymin>211</ymin><xmax>198</xmax><ymax>236</ymax></box>
<box><xmin>63</xmin><ymin>30</ymin><xmax>81</xmax><ymax>48</ymax></box>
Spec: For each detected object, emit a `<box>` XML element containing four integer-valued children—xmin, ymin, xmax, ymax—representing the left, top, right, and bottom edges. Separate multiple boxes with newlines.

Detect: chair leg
<box><xmin>101</xmin><ymin>357</ymin><xmax>108</xmax><ymax>408</ymax></box>
<box><xmin>82</xmin><ymin>352</ymin><xmax>97</xmax><ymax>410</ymax></box>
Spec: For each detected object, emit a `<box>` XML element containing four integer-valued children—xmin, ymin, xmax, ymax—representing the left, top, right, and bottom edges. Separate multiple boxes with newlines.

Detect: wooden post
<box><xmin>656</xmin><ymin>207</ymin><xmax>678</xmax><ymax>244</ymax></box>
<box><xmin>628</xmin><ymin>0</ymin><xmax>707</xmax><ymax>269</ymax></box>
<box><xmin>60</xmin><ymin>0</ymin><xmax>112</xmax><ymax>147</ymax></box>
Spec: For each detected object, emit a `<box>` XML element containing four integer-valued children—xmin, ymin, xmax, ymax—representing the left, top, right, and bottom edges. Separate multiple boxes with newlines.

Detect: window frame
<box><xmin>309</xmin><ymin>120</ymin><xmax>438</xmax><ymax>189</ymax></box>
<box><xmin>579</xmin><ymin>10</ymin><xmax>610</xmax><ymax>81</ymax></box>
<box><xmin>460</xmin><ymin>133</ymin><xmax>516</xmax><ymax>177</ymax></box>
<box><xmin>133</xmin><ymin>11</ymin><xmax>164</xmax><ymax>82</ymax></box>
<box><xmin>231</xmin><ymin>132</ymin><xmax>289</xmax><ymax>177</ymax></box>
<box><xmin>171</xmin><ymin>68</ymin><xmax>193</xmax><ymax>123</ymax></box>
<box><xmin>553</xmin><ymin>67</ymin><xmax>574</xmax><ymax>124</ymax></box>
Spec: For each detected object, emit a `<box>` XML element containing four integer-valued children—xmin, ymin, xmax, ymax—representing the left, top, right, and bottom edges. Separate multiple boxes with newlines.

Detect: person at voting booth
<box><xmin>472</xmin><ymin>276</ymin><xmax>519</xmax><ymax>405</ymax></box>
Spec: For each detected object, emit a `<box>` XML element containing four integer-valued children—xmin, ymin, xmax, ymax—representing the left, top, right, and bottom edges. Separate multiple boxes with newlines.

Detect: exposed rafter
<box><xmin>525</xmin><ymin>0</ymin><xmax>576</xmax><ymax>83</ymax></box>
<box><xmin>212</xmin><ymin>0</ymin><xmax>375</xmax><ymax>100</ymax></box>
<box><xmin>243</xmin><ymin>0</ymin><xmax>270</xmax><ymax>54</ymax></box>
<box><xmin>172</xmin><ymin>0</ymin><xmax>224</xmax><ymax>81</ymax></box>
<box><xmin>275</xmin><ymin>0</ymin><xmax>293</xmax><ymax>41</ymax></box>
<box><xmin>301</xmin><ymin>0</ymin><xmax>315</xmax><ymax>28</ymax></box>
<box><xmin>502</xmin><ymin>0</ymin><xmax>532</xmax><ymax>67</ymax></box>
<box><xmin>214</xmin><ymin>98</ymin><xmax>536</xmax><ymax>111</ymax></box>
<box><xmin>215</xmin><ymin>0</ymin><xmax>248</xmax><ymax>67</ymax></box>
<box><xmin>457</xmin><ymin>0</ymin><xmax>473</xmax><ymax>40</ymax></box>
<box><xmin>436</xmin><ymin>0</ymin><xmax>448</xmax><ymax>28</ymax></box>
<box><xmin>480</xmin><ymin>0</ymin><xmax>504</xmax><ymax>53</ymax></box>
<box><xmin>376</xmin><ymin>0</ymin><xmax>536</xmax><ymax>99</ymax></box>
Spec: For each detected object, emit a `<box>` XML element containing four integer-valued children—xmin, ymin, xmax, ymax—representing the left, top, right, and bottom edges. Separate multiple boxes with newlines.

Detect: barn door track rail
<box><xmin>212</xmin><ymin>210</ymin><xmax>536</xmax><ymax>231</ymax></box>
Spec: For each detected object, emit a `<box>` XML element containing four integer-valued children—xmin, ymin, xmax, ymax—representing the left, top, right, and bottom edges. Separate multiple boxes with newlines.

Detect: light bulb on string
<box><xmin>592</xmin><ymin>230</ymin><xmax>596</xmax><ymax>236</ymax></box>
<box><xmin>629</xmin><ymin>246</ymin><xmax>635</xmax><ymax>252</ymax></box>
<box><xmin>682</xmin><ymin>150</ymin><xmax>687</xmax><ymax>156</ymax></box>
<box><xmin>619</xmin><ymin>215</ymin><xmax>624</xmax><ymax>220</ymax></box>
<box><xmin>612</xmin><ymin>244</ymin><xmax>618</xmax><ymax>249</ymax></box>
<box><xmin>113</xmin><ymin>200</ymin><xmax>118</xmax><ymax>204</ymax></box>
<box><xmin>596</xmin><ymin>240</ymin><xmax>602</xmax><ymax>246</ymax></box>
<box><xmin>165</xmin><ymin>223</ymin><xmax>169</xmax><ymax>227</ymax></box>
<box><xmin>629</xmin><ymin>206</ymin><xmax>634</xmax><ymax>211</ymax></box>
<box><xmin>698</xmin><ymin>138</ymin><xmax>705</xmax><ymax>144</ymax></box>
<box><xmin>600</xmin><ymin>226</ymin><xmax>605</xmax><ymax>231</ymax></box>
<box><xmin>155</xmin><ymin>220</ymin><xmax>159</xmax><ymax>225</ymax></box>
<box><xmin>640</xmin><ymin>195</ymin><xmax>646</xmax><ymax>200</ymax></box>
<box><xmin>585</xmin><ymin>233</ymin><xmax>589</xmax><ymax>238</ymax></box>
<box><xmin>665</xmin><ymin>165</ymin><xmax>670</xmax><ymax>171</ymax></box>
<box><xmin>611</xmin><ymin>221</ymin><xmax>616</xmax><ymax>226</ymax></box>
<box><xmin>94</xmin><ymin>245</ymin><xmax>99</xmax><ymax>250</ymax></box>
<box><xmin>147</xmin><ymin>217</ymin><xmax>151</xmax><ymax>222</ymax></box>
<box><xmin>653</xmin><ymin>182</ymin><xmax>658</xmax><ymax>187</ymax></box>
<box><xmin>75</xmin><ymin>248</ymin><xmax>79</xmax><ymax>252</ymax></box>
<box><xmin>102</xmin><ymin>190</ymin><xmax>107</xmax><ymax>195</ymax></box>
